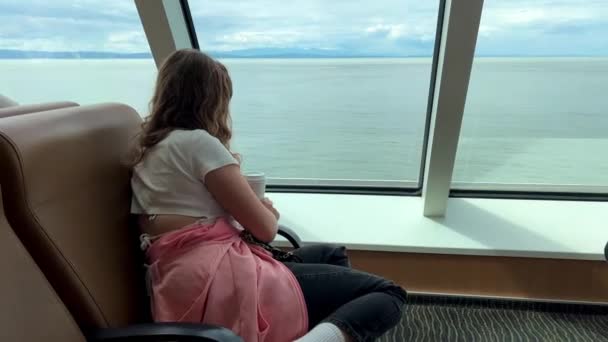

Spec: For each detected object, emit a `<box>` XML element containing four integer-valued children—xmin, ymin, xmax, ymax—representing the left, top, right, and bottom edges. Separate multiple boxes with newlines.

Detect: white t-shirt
<box><xmin>131</xmin><ymin>129</ymin><xmax>238</xmax><ymax>218</ymax></box>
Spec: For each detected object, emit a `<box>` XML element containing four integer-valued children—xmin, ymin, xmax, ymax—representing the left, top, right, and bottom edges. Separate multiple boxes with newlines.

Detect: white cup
<box><xmin>245</xmin><ymin>172</ymin><xmax>266</xmax><ymax>199</ymax></box>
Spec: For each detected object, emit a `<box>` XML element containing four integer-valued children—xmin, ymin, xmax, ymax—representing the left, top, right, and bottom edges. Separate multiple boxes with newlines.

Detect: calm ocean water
<box><xmin>1</xmin><ymin>58</ymin><xmax>607</xmax><ymax>187</ymax></box>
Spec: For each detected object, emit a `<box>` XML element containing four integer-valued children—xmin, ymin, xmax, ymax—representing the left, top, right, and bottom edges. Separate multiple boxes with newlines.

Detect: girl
<box><xmin>131</xmin><ymin>49</ymin><xmax>407</xmax><ymax>342</ymax></box>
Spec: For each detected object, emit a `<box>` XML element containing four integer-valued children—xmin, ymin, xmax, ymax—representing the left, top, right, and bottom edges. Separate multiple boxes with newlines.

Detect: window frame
<box><xmin>179</xmin><ymin>0</ymin><xmax>200</xmax><ymax>50</ymax></box>
<box><xmin>451</xmin><ymin>189</ymin><xmax>608</xmax><ymax>202</ymax></box>
<box><xmin>447</xmin><ymin>0</ymin><xmax>608</xmax><ymax>203</ymax></box>
<box><xmin>179</xmin><ymin>0</ymin><xmax>447</xmax><ymax>196</ymax></box>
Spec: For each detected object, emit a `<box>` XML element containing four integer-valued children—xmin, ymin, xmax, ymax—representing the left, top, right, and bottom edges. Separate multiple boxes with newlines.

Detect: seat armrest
<box><xmin>277</xmin><ymin>224</ymin><xmax>302</xmax><ymax>248</ymax></box>
<box><xmin>89</xmin><ymin>323</ymin><xmax>243</xmax><ymax>342</ymax></box>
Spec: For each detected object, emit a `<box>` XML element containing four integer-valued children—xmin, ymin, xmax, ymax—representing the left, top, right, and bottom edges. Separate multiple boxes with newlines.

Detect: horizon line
<box><xmin>2</xmin><ymin>55</ymin><xmax>608</xmax><ymax>59</ymax></box>
<box><xmin>0</xmin><ymin>49</ymin><xmax>607</xmax><ymax>59</ymax></box>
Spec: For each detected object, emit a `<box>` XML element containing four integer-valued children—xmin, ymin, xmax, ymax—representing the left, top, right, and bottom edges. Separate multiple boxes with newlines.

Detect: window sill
<box><xmin>270</xmin><ymin>193</ymin><xmax>608</xmax><ymax>261</ymax></box>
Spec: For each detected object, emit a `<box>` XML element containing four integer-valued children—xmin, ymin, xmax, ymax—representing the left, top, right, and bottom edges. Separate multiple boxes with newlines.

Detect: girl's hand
<box><xmin>261</xmin><ymin>198</ymin><xmax>280</xmax><ymax>220</ymax></box>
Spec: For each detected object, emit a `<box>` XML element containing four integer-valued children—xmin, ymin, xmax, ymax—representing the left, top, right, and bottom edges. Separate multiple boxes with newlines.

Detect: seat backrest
<box><xmin>0</xmin><ymin>101</ymin><xmax>78</xmax><ymax>119</ymax></box>
<box><xmin>0</xmin><ymin>103</ymin><xmax>145</xmax><ymax>331</ymax></box>
<box><xmin>0</xmin><ymin>94</ymin><xmax>18</xmax><ymax>108</ymax></box>
<box><xmin>0</xmin><ymin>185</ymin><xmax>86</xmax><ymax>341</ymax></box>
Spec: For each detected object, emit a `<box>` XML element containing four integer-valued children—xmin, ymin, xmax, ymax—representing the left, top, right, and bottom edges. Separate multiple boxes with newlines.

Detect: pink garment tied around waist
<box><xmin>146</xmin><ymin>218</ymin><xmax>308</xmax><ymax>342</ymax></box>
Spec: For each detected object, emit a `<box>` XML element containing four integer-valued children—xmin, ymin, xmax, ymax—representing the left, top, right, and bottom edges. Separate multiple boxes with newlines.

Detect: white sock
<box><xmin>294</xmin><ymin>322</ymin><xmax>347</xmax><ymax>342</ymax></box>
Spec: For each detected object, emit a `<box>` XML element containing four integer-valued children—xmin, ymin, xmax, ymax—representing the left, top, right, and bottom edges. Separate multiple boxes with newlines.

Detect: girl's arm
<box><xmin>205</xmin><ymin>164</ymin><xmax>279</xmax><ymax>242</ymax></box>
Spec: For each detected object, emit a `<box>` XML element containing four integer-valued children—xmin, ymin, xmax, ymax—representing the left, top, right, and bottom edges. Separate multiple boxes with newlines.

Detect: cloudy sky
<box><xmin>1</xmin><ymin>0</ymin><xmax>607</xmax><ymax>56</ymax></box>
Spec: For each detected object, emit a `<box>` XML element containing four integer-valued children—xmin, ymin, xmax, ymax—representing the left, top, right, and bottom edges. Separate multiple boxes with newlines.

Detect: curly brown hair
<box><xmin>133</xmin><ymin>49</ymin><xmax>233</xmax><ymax>164</ymax></box>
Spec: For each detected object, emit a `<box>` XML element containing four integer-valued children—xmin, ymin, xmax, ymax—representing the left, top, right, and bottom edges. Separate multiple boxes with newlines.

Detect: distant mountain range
<box><xmin>0</xmin><ymin>49</ymin><xmax>152</xmax><ymax>59</ymax></box>
<box><xmin>0</xmin><ymin>48</ymin><xmax>597</xmax><ymax>59</ymax></box>
<box><xmin>0</xmin><ymin>48</ymin><xmax>429</xmax><ymax>59</ymax></box>
<box><xmin>212</xmin><ymin>47</ymin><xmax>418</xmax><ymax>58</ymax></box>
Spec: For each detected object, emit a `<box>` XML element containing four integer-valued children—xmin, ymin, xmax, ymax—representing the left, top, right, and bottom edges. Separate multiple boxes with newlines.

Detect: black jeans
<box><xmin>284</xmin><ymin>245</ymin><xmax>407</xmax><ymax>342</ymax></box>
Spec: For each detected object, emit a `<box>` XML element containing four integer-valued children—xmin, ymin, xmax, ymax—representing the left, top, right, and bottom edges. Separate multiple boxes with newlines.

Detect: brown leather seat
<box><xmin>0</xmin><ymin>104</ymin><xmax>242</xmax><ymax>341</ymax></box>
<box><xmin>0</xmin><ymin>103</ymin><xmax>146</xmax><ymax>330</ymax></box>
<box><xmin>0</xmin><ymin>94</ymin><xmax>19</xmax><ymax>108</ymax></box>
<box><xmin>0</xmin><ymin>101</ymin><xmax>78</xmax><ymax>119</ymax></box>
<box><xmin>0</xmin><ymin>186</ymin><xmax>86</xmax><ymax>341</ymax></box>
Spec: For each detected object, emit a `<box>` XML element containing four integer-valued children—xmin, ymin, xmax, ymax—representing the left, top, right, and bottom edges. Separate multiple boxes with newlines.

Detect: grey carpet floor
<box><xmin>379</xmin><ymin>295</ymin><xmax>608</xmax><ymax>342</ymax></box>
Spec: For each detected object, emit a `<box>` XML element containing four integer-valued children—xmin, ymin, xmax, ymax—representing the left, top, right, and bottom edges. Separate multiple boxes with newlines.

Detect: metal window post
<box><xmin>422</xmin><ymin>0</ymin><xmax>484</xmax><ymax>216</ymax></box>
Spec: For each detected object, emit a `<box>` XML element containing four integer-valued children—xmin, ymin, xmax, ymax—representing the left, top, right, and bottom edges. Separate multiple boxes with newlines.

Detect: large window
<box><xmin>190</xmin><ymin>0</ymin><xmax>441</xmax><ymax>186</ymax></box>
<box><xmin>0</xmin><ymin>0</ymin><xmax>154</xmax><ymax>115</ymax></box>
<box><xmin>453</xmin><ymin>0</ymin><xmax>608</xmax><ymax>192</ymax></box>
